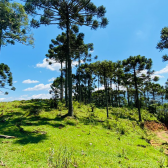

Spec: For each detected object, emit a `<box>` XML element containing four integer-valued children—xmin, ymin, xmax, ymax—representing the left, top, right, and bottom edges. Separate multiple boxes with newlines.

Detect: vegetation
<box><xmin>0</xmin><ymin>99</ymin><xmax>168</xmax><ymax>168</ymax></box>
<box><xmin>0</xmin><ymin>0</ymin><xmax>34</xmax><ymax>95</ymax></box>
<box><xmin>1</xmin><ymin>0</ymin><xmax>168</xmax><ymax>167</ymax></box>
<box><xmin>24</xmin><ymin>0</ymin><xmax>108</xmax><ymax>116</ymax></box>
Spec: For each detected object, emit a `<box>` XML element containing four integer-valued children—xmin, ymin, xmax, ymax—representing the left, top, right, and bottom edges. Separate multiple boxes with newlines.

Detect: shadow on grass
<box><xmin>19</xmin><ymin>101</ymin><xmax>53</xmax><ymax>112</ymax></box>
<box><xmin>15</xmin><ymin>133</ymin><xmax>47</xmax><ymax>144</ymax></box>
<box><xmin>0</xmin><ymin>120</ymin><xmax>48</xmax><ymax>144</ymax></box>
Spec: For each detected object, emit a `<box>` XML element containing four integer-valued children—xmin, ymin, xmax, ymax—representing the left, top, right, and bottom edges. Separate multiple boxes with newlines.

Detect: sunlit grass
<box><xmin>0</xmin><ymin>100</ymin><xmax>167</xmax><ymax>167</ymax></box>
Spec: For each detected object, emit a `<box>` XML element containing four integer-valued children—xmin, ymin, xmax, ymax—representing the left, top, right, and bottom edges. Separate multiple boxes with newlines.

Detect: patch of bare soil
<box><xmin>144</xmin><ymin>121</ymin><xmax>168</xmax><ymax>131</ymax></box>
<box><xmin>144</xmin><ymin>121</ymin><xmax>168</xmax><ymax>154</ymax></box>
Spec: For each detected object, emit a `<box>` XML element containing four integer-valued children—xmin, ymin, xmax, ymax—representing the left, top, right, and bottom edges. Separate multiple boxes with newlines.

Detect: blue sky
<box><xmin>1</xmin><ymin>0</ymin><xmax>168</xmax><ymax>101</ymax></box>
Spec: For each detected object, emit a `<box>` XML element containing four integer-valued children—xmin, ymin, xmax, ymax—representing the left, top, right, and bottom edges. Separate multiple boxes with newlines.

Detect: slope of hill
<box><xmin>0</xmin><ymin>100</ymin><xmax>167</xmax><ymax>168</ymax></box>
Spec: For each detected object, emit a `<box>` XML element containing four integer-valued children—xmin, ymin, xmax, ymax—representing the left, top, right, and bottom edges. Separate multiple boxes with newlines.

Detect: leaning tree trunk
<box><xmin>134</xmin><ymin>69</ymin><xmax>141</xmax><ymax>122</ymax></box>
<box><xmin>66</xmin><ymin>8</ymin><xmax>73</xmax><ymax>116</ymax></box>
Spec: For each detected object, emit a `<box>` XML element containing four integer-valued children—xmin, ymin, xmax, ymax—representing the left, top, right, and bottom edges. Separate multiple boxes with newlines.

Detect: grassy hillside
<box><xmin>0</xmin><ymin>100</ymin><xmax>167</xmax><ymax>168</ymax></box>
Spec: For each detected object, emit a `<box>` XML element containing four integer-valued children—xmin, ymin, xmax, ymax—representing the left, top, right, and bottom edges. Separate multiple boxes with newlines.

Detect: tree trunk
<box><xmin>65</xmin><ymin>59</ymin><xmax>68</xmax><ymax>107</ymax></box>
<box><xmin>134</xmin><ymin>69</ymin><xmax>141</xmax><ymax>122</ymax></box>
<box><xmin>60</xmin><ymin>61</ymin><xmax>63</xmax><ymax>102</ymax></box>
<box><xmin>127</xmin><ymin>88</ymin><xmax>130</xmax><ymax>105</ymax></box>
<box><xmin>78</xmin><ymin>57</ymin><xmax>81</xmax><ymax>104</ymax></box>
<box><xmin>0</xmin><ymin>28</ymin><xmax>2</xmax><ymax>53</ymax></box>
<box><xmin>98</xmin><ymin>75</ymin><xmax>100</xmax><ymax>105</ymax></box>
<box><xmin>85</xmin><ymin>78</ymin><xmax>87</xmax><ymax>105</ymax></box>
<box><xmin>153</xmin><ymin>91</ymin><xmax>155</xmax><ymax>100</ymax></box>
<box><xmin>66</xmin><ymin>8</ymin><xmax>73</xmax><ymax>116</ymax></box>
<box><xmin>118</xmin><ymin>79</ymin><xmax>120</xmax><ymax>107</ymax></box>
<box><xmin>104</xmin><ymin>69</ymin><xmax>108</xmax><ymax>118</ymax></box>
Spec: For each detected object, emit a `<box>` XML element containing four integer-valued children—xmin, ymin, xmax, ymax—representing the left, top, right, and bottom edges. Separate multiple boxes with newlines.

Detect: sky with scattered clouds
<box><xmin>1</xmin><ymin>0</ymin><xmax>168</xmax><ymax>102</ymax></box>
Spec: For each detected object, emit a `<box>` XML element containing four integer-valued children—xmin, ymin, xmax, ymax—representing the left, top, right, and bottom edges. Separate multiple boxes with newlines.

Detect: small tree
<box><xmin>123</xmin><ymin>55</ymin><xmax>152</xmax><ymax>122</ymax></box>
<box><xmin>93</xmin><ymin>60</ymin><xmax>114</xmax><ymax>118</ymax></box>
<box><xmin>49</xmin><ymin>77</ymin><xmax>65</xmax><ymax>108</ymax></box>
<box><xmin>0</xmin><ymin>63</ymin><xmax>15</xmax><ymax>95</ymax></box>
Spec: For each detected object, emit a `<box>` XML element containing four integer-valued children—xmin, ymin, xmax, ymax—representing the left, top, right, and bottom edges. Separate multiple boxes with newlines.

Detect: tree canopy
<box><xmin>0</xmin><ymin>0</ymin><xmax>34</xmax><ymax>50</ymax></box>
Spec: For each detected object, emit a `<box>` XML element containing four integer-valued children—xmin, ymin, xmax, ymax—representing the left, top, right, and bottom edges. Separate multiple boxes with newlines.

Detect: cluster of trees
<box><xmin>1</xmin><ymin>0</ymin><xmax>168</xmax><ymax>122</ymax></box>
<box><xmin>51</xmin><ymin>54</ymin><xmax>168</xmax><ymax>121</ymax></box>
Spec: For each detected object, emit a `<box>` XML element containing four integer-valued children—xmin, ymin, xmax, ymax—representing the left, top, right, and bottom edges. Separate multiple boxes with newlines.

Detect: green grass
<box><xmin>0</xmin><ymin>100</ymin><xmax>167</xmax><ymax>168</ymax></box>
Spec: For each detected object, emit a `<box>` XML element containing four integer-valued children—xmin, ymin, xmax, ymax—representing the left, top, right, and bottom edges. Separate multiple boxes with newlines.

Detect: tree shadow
<box><xmin>14</xmin><ymin>133</ymin><xmax>47</xmax><ymax>144</ymax></box>
<box><xmin>0</xmin><ymin>116</ymin><xmax>48</xmax><ymax>145</ymax></box>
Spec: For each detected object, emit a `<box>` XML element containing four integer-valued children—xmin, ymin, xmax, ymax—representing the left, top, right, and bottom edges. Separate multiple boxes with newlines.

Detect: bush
<box><xmin>156</xmin><ymin>105</ymin><xmax>168</xmax><ymax>123</ymax></box>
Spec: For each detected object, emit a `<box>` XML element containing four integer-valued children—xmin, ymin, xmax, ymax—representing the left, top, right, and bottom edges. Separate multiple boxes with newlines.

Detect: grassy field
<box><xmin>0</xmin><ymin>100</ymin><xmax>167</xmax><ymax>168</ymax></box>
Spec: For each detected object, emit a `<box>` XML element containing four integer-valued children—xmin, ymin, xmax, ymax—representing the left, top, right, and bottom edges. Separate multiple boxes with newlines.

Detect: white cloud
<box><xmin>139</xmin><ymin>69</ymin><xmax>165</xmax><ymax>79</ymax></box>
<box><xmin>155</xmin><ymin>64</ymin><xmax>168</xmax><ymax>75</ymax></box>
<box><xmin>23</xmin><ymin>83</ymin><xmax>51</xmax><ymax>91</ymax></box>
<box><xmin>36</xmin><ymin>58</ymin><xmax>83</xmax><ymax>71</ymax></box>
<box><xmin>0</xmin><ymin>98</ymin><xmax>6</xmax><ymax>101</ymax></box>
<box><xmin>23</xmin><ymin>79</ymin><xmax>39</xmax><ymax>84</ymax></box>
<box><xmin>31</xmin><ymin>94</ymin><xmax>52</xmax><ymax>99</ymax></box>
<box><xmin>36</xmin><ymin>58</ymin><xmax>63</xmax><ymax>71</ymax></box>
<box><xmin>48</xmin><ymin>77</ymin><xmax>55</xmax><ymax>82</ymax></box>
<box><xmin>13</xmin><ymin>81</ymin><xmax>17</xmax><ymax>83</ymax></box>
<box><xmin>89</xmin><ymin>50</ymin><xmax>94</xmax><ymax>53</ymax></box>
<box><xmin>151</xmin><ymin>74</ymin><xmax>164</xmax><ymax>79</ymax></box>
<box><xmin>17</xmin><ymin>95</ymin><xmax>29</xmax><ymax>100</ymax></box>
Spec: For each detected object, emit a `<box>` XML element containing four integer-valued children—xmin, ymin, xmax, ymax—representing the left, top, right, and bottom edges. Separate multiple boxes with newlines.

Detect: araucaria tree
<box><xmin>0</xmin><ymin>63</ymin><xmax>15</xmax><ymax>95</ymax></box>
<box><xmin>156</xmin><ymin>27</ymin><xmax>168</xmax><ymax>61</ymax></box>
<box><xmin>0</xmin><ymin>0</ymin><xmax>34</xmax><ymax>95</ymax></box>
<box><xmin>24</xmin><ymin>0</ymin><xmax>108</xmax><ymax>116</ymax></box>
<box><xmin>0</xmin><ymin>0</ymin><xmax>34</xmax><ymax>50</ymax></box>
<box><xmin>122</xmin><ymin>55</ymin><xmax>152</xmax><ymax>122</ymax></box>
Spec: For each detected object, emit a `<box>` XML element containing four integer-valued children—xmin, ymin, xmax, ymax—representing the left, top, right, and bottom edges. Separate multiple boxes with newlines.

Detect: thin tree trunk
<box><xmin>85</xmin><ymin>78</ymin><xmax>87</xmax><ymax>105</ymax></box>
<box><xmin>66</xmin><ymin>8</ymin><xmax>73</xmax><ymax>116</ymax></box>
<box><xmin>88</xmin><ymin>78</ymin><xmax>90</xmax><ymax>104</ymax></box>
<box><xmin>134</xmin><ymin>69</ymin><xmax>141</xmax><ymax>122</ymax></box>
<box><xmin>118</xmin><ymin>79</ymin><xmax>120</xmax><ymax>107</ymax></box>
<box><xmin>60</xmin><ymin>61</ymin><xmax>63</xmax><ymax>102</ymax></box>
<box><xmin>98</xmin><ymin>75</ymin><xmax>100</xmax><ymax>105</ymax></box>
<box><xmin>104</xmin><ymin>69</ymin><xmax>108</xmax><ymax>118</ymax></box>
<box><xmin>78</xmin><ymin>57</ymin><xmax>81</xmax><ymax>104</ymax></box>
<box><xmin>153</xmin><ymin>91</ymin><xmax>155</xmax><ymax>100</ymax></box>
<box><xmin>127</xmin><ymin>88</ymin><xmax>130</xmax><ymax>105</ymax></box>
<box><xmin>0</xmin><ymin>28</ymin><xmax>2</xmax><ymax>53</ymax></box>
<box><xmin>65</xmin><ymin>56</ymin><xmax>68</xmax><ymax>107</ymax></box>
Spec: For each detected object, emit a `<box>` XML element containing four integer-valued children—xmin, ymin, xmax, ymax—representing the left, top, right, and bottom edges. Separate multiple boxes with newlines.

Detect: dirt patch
<box><xmin>144</xmin><ymin>121</ymin><xmax>168</xmax><ymax>154</ymax></box>
<box><xmin>144</xmin><ymin>121</ymin><xmax>168</xmax><ymax>131</ymax></box>
<box><xmin>156</xmin><ymin>131</ymin><xmax>168</xmax><ymax>143</ymax></box>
